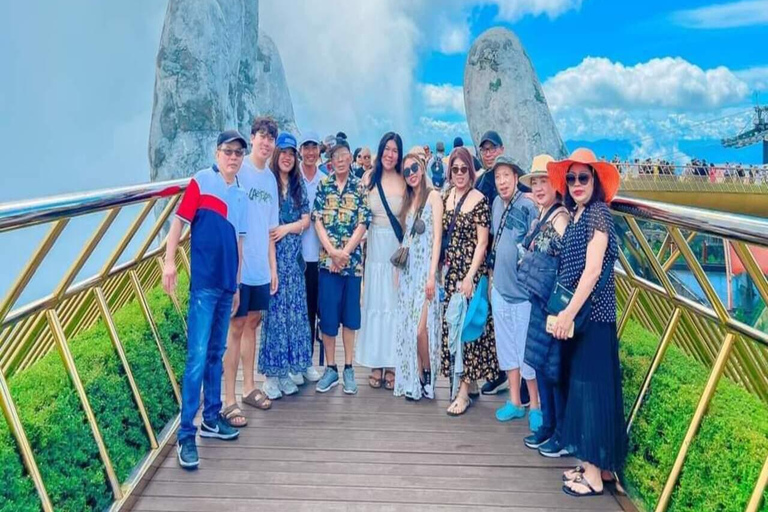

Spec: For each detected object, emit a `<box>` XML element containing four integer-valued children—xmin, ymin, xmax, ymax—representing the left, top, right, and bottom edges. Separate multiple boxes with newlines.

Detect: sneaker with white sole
<box><xmin>278</xmin><ymin>376</ymin><xmax>299</xmax><ymax>396</ymax></box>
<box><xmin>304</xmin><ymin>366</ymin><xmax>322</xmax><ymax>383</ymax></box>
<box><xmin>177</xmin><ymin>438</ymin><xmax>199</xmax><ymax>469</ymax></box>
<box><xmin>342</xmin><ymin>367</ymin><xmax>358</xmax><ymax>395</ymax></box>
<box><xmin>262</xmin><ymin>377</ymin><xmax>283</xmax><ymax>400</ymax></box>
<box><xmin>289</xmin><ymin>372</ymin><xmax>305</xmax><ymax>386</ymax></box>
<box><xmin>316</xmin><ymin>367</ymin><xmax>339</xmax><ymax>393</ymax></box>
<box><xmin>200</xmin><ymin>414</ymin><xmax>240</xmax><ymax>440</ymax></box>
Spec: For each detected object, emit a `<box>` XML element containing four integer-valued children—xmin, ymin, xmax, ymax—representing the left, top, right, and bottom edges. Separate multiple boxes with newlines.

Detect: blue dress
<box><xmin>258</xmin><ymin>182</ymin><xmax>312</xmax><ymax>377</ymax></box>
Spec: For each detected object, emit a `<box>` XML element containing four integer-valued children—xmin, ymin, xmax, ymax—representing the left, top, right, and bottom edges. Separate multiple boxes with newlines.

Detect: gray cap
<box><xmin>300</xmin><ymin>131</ymin><xmax>321</xmax><ymax>147</ymax></box>
<box><xmin>491</xmin><ymin>155</ymin><xmax>526</xmax><ymax>176</ymax></box>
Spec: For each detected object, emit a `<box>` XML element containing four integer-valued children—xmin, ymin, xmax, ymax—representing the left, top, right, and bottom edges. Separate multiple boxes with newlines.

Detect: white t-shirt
<box><xmin>301</xmin><ymin>165</ymin><xmax>326</xmax><ymax>263</ymax></box>
<box><xmin>238</xmin><ymin>158</ymin><xmax>279</xmax><ymax>286</ymax></box>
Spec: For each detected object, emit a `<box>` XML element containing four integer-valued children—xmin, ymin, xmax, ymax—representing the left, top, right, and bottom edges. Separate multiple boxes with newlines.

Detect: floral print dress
<box><xmin>394</xmin><ymin>202</ymin><xmax>442</xmax><ymax>399</ymax></box>
<box><xmin>439</xmin><ymin>195</ymin><xmax>500</xmax><ymax>384</ymax></box>
<box><xmin>258</xmin><ymin>183</ymin><xmax>313</xmax><ymax>377</ymax></box>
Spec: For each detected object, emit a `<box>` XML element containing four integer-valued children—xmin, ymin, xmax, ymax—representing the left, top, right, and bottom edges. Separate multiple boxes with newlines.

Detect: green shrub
<box><xmin>0</xmin><ymin>274</ymin><xmax>188</xmax><ymax>512</ymax></box>
<box><xmin>620</xmin><ymin>320</ymin><xmax>768</xmax><ymax>512</ymax></box>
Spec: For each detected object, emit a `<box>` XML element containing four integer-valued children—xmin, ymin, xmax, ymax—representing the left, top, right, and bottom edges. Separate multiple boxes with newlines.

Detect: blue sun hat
<box><xmin>461</xmin><ymin>275</ymin><xmax>489</xmax><ymax>343</ymax></box>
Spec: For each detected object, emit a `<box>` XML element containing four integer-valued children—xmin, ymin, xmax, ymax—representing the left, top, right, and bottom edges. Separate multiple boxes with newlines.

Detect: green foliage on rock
<box><xmin>0</xmin><ymin>274</ymin><xmax>188</xmax><ymax>512</ymax></box>
<box><xmin>620</xmin><ymin>320</ymin><xmax>768</xmax><ymax>512</ymax></box>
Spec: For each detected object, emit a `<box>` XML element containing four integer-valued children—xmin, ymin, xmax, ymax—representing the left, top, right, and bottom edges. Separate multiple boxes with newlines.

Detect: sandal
<box><xmin>369</xmin><ymin>369</ymin><xmax>383</xmax><ymax>389</ymax></box>
<box><xmin>563</xmin><ymin>465</ymin><xmax>585</xmax><ymax>482</ymax></box>
<box><xmin>242</xmin><ymin>389</ymin><xmax>272</xmax><ymax>410</ymax></box>
<box><xmin>222</xmin><ymin>404</ymin><xmax>247</xmax><ymax>428</ymax></box>
<box><xmin>446</xmin><ymin>395</ymin><xmax>473</xmax><ymax>416</ymax></box>
<box><xmin>384</xmin><ymin>370</ymin><xmax>395</xmax><ymax>391</ymax></box>
<box><xmin>562</xmin><ymin>474</ymin><xmax>604</xmax><ymax>497</ymax></box>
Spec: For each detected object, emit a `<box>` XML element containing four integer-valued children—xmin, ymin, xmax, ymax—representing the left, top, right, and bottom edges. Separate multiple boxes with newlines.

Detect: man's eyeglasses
<box><xmin>403</xmin><ymin>162</ymin><xmax>420</xmax><ymax>178</ymax></box>
<box><xmin>451</xmin><ymin>165</ymin><xmax>469</xmax><ymax>176</ymax></box>
<box><xmin>333</xmin><ymin>151</ymin><xmax>351</xmax><ymax>162</ymax></box>
<box><xmin>219</xmin><ymin>148</ymin><xmax>246</xmax><ymax>157</ymax></box>
<box><xmin>565</xmin><ymin>172</ymin><xmax>592</xmax><ymax>186</ymax></box>
<box><xmin>480</xmin><ymin>146</ymin><xmax>498</xmax><ymax>155</ymax></box>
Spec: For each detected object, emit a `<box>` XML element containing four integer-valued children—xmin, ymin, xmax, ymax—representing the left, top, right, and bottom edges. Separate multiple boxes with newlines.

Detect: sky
<box><xmin>0</xmin><ymin>0</ymin><xmax>766</xmax><ymax>301</ymax></box>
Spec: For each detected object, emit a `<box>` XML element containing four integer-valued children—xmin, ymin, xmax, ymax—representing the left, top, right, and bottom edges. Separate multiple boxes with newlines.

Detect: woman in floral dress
<box><xmin>393</xmin><ymin>153</ymin><xmax>444</xmax><ymax>400</ymax></box>
<box><xmin>440</xmin><ymin>147</ymin><xmax>500</xmax><ymax>415</ymax></box>
<box><xmin>259</xmin><ymin>133</ymin><xmax>312</xmax><ymax>399</ymax></box>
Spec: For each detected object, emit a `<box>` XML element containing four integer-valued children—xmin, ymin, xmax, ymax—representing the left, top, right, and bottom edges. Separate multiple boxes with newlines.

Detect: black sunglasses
<box><xmin>451</xmin><ymin>165</ymin><xmax>469</xmax><ymax>175</ymax></box>
<box><xmin>403</xmin><ymin>162</ymin><xmax>421</xmax><ymax>178</ymax></box>
<box><xmin>565</xmin><ymin>172</ymin><xmax>592</xmax><ymax>186</ymax></box>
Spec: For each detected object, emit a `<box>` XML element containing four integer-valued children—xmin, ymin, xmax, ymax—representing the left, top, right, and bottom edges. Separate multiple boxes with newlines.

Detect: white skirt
<box><xmin>355</xmin><ymin>224</ymin><xmax>400</xmax><ymax>368</ymax></box>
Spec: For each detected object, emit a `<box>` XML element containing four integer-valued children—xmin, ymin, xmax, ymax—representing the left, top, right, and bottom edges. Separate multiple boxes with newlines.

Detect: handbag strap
<box><xmin>524</xmin><ymin>204</ymin><xmax>565</xmax><ymax>250</ymax></box>
<box><xmin>445</xmin><ymin>188</ymin><xmax>471</xmax><ymax>250</ymax></box>
<box><xmin>491</xmin><ymin>191</ymin><xmax>521</xmax><ymax>257</ymax></box>
<box><xmin>376</xmin><ymin>180</ymin><xmax>404</xmax><ymax>243</ymax></box>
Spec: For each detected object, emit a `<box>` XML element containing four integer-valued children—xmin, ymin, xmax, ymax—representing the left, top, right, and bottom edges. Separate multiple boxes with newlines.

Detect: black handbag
<box><xmin>546</xmin><ymin>264</ymin><xmax>612</xmax><ymax>334</ymax></box>
<box><xmin>517</xmin><ymin>205</ymin><xmax>563</xmax><ymax>300</ymax></box>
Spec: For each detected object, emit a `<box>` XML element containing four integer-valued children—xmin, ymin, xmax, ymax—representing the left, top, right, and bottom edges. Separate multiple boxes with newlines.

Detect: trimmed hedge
<box><xmin>620</xmin><ymin>320</ymin><xmax>768</xmax><ymax>512</ymax></box>
<box><xmin>0</xmin><ymin>274</ymin><xmax>188</xmax><ymax>512</ymax></box>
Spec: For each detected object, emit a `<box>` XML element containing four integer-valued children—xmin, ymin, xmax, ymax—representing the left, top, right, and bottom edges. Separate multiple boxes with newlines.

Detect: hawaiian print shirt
<box><xmin>311</xmin><ymin>172</ymin><xmax>371</xmax><ymax>277</ymax></box>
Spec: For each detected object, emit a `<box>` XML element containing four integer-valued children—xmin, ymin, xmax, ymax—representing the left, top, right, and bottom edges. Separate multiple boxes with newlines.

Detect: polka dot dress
<box><xmin>558</xmin><ymin>201</ymin><xmax>618</xmax><ymax>323</ymax></box>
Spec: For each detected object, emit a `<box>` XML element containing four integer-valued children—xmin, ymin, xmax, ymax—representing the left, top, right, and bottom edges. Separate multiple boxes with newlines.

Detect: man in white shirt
<box><xmin>223</xmin><ymin>116</ymin><xmax>279</xmax><ymax>421</ymax></box>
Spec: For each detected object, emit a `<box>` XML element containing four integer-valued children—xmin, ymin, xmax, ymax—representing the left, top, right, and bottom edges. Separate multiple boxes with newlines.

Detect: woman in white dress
<box><xmin>393</xmin><ymin>154</ymin><xmax>444</xmax><ymax>400</ymax></box>
<box><xmin>357</xmin><ymin>132</ymin><xmax>406</xmax><ymax>390</ymax></box>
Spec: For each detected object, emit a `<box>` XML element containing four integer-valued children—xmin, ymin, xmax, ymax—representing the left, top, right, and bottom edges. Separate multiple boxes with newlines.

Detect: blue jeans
<box><xmin>178</xmin><ymin>287</ymin><xmax>234</xmax><ymax>442</ymax></box>
<box><xmin>538</xmin><ymin>375</ymin><xmax>566</xmax><ymax>441</ymax></box>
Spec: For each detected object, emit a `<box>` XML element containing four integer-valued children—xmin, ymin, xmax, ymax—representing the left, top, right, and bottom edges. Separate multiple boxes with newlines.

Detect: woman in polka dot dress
<box><xmin>546</xmin><ymin>148</ymin><xmax>627</xmax><ymax>498</ymax></box>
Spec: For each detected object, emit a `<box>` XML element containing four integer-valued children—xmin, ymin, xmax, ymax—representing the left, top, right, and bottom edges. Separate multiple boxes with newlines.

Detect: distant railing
<box><xmin>609</xmin><ymin>196</ymin><xmax>768</xmax><ymax>512</ymax></box>
<box><xmin>617</xmin><ymin>165</ymin><xmax>768</xmax><ymax>193</ymax></box>
<box><xmin>0</xmin><ymin>179</ymin><xmax>192</xmax><ymax>511</ymax></box>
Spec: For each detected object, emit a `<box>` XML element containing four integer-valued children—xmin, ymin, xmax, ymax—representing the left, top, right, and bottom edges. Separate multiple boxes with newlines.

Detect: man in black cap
<box><xmin>427</xmin><ymin>141</ymin><xmax>447</xmax><ymax>190</ymax></box>
<box><xmin>475</xmin><ymin>130</ymin><xmax>505</xmax><ymax>204</ymax></box>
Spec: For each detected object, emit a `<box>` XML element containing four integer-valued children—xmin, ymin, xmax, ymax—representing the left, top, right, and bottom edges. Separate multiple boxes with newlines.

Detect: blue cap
<box><xmin>276</xmin><ymin>132</ymin><xmax>297</xmax><ymax>150</ymax></box>
<box><xmin>462</xmin><ymin>275</ymin><xmax>489</xmax><ymax>343</ymax></box>
<box><xmin>300</xmin><ymin>131</ymin><xmax>321</xmax><ymax>147</ymax></box>
<box><xmin>216</xmin><ymin>130</ymin><xmax>247</xmax><ymax>148</ymax></box>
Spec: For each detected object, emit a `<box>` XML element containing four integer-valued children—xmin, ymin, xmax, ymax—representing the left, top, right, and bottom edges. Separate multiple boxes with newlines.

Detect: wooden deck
<box><xmin>131</xmin><ymin>347</ymin><xmax>624</xmax><ymax>512</ymax></box>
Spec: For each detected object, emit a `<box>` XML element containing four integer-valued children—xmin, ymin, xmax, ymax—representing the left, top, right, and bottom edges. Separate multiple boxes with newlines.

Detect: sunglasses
<box><xmin>403</xmin><ymin>162</ymin><xmax>421</xmax><ymax>178</ymax></box>
<box><xmin>219</xmin><ymin>148</ymin><xmax>246</xmax><ymax>157</ymax></box>
<box><xmin>451</xmin><ymin>165</ymin><xmax>469</xmax><ymax>176</ymax></box>
<box><xmin>565</xmin><ymin>172</ymin><xmax>592</xmax><ymax>186</ymax></box>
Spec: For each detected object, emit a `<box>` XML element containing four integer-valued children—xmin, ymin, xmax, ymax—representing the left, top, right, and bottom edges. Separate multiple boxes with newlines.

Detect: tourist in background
<box><xmin>426</xmin><ymin>141</ymin><xmax>447</xmax><ymax>190</ymax></box>
<box><xmin>298</xmin><ymin>132</ymin><xmax>326</xmax><ymax>382</ymax></box>
<box><xmin>224</xmin><ymin>116</ymin><xmax>279</xmax><ymax>423</ymax></box>
<box><xmin>440</xmin><ymin>147</ymin><xmax>499</xmax><ymax>416</ymax></box>
<box><xmin>356</xmin><ymin>132</ymin><xmax>406</xmax><ymax>390</ymax></box>
<box><xmin>393</xmin><ymin>153</ymin><xmax>444</xmax><ymax>400</ymax></box>
<box><xmin>487</xmin><ymin>155</ymin><xmax>540</xmax><ymax>427</ymax></box>
<box><xmin>313</xmin><ymin>137</ymin><xmax>371</xmax><ymax>394</ymax></box>
<box><xmin>547</xmin><ymin>148</ymin><xmax>626</xmax><ymax>497</ymax></box>
<box><xmin>163</xmin><ymin>130</ymin><xmax>248</xmax><ymax>468</ymax></box>
<box><xmin>517</xmin><ymin>155</ymin><xmax>572</xmax><ymax>457</ymax></box>
<box><xmin>475</xmin><ymin>130</ymin><xmax>504</xmax><ymax>205</ymax></box>
<box><xmin>258</xmin><ymin>133</ymin><xmax>313</xmax><ymax>399</ymax></box>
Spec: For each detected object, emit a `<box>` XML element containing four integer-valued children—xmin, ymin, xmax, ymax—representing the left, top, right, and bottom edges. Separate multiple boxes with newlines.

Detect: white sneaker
<box><xmin>304</xmin><ymin>366</ymin><xmax>322</xmax><ymax>383</ymax></box>
<box><xmin>262</xmin><ymin>377</ymin><xmax>283</xmax><ymax>400</ymax></box>
<box><xmin>289</xmin><ymin>372</ymin><xmax>305</xmax><ymax>386</ymax></box>
<box><xmin>278</xmin><ymin>376</ymin><xmax>299</xmax><ymax>396</ymax></box>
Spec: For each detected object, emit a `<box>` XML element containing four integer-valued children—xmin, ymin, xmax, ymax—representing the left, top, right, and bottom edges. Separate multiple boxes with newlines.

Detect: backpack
<box><xmin>430</xmin><ymin>157</ymin><xmax>445</xmax><ymax>188</ymax></box>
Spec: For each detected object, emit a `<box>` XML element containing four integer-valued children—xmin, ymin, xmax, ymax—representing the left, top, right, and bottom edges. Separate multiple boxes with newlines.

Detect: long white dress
<box><xmin>393</xmin><ymin>202</ymin><xmax>442</xmax><ymax>399</ymax></box>
<box><xmin>356</xmin><ymin>192</ymin><xmax>402</xmax><ymax>369</ymax></box>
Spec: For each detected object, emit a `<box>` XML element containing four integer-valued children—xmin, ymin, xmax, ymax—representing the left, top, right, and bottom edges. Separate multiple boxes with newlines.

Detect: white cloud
<box><xmin>489</xmin><ymin>0</ymin><xmax>582</xmax><ymax>21</ymax></box>
<box><xmin>420</xmin><ymin>83</ymin><xmax>466</xmax><ymax>115</ymax></box>
<box><xmin>543</xmin><ymin>57</ymin><xmax>749</xmax><ymax>112</ymax></box>
<box><xmin>671</xmin><ymin>0</ymin><xmax>768</xmax><ymax>29</ymax></box>
<box><xmin>438</xmin><ymin>21</ymin><xmax>471</xmax><ymax>54</ymax></box>
<box><xmin>735</xmin><ymin>66</ymin><xmax>768</xmax><ymax>92</ymax></box>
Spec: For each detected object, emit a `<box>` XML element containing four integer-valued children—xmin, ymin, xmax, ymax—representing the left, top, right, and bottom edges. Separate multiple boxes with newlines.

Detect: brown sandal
<box><xmin>242</xmin><ymin>389</ymin><xmax>272</xmax><ymax>410</ymax></box>
<box><xmin>369</xmin><ymin>369</ymin><xmax>384</xmax><ymax>389</ymax></box>
<box><xmin>384</xmin><ymin>370</ymin><xmax>395</xmax><ymax>391</ymax></box>
<box><xmin>222</xmin><ymin>404</ymin><xmax>247</xmax><ymax>427</ymax></box>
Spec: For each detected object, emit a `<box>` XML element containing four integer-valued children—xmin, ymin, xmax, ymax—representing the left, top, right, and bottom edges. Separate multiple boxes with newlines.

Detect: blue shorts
<box><xmin>317</xmin><ymin>270</ymin><xmax>361</xmax><ymax>337</ymax></box>
<box><xmin>234</xmin><ymin>283</ymin><xmax>270</xmax><ymax>317</ymax></box>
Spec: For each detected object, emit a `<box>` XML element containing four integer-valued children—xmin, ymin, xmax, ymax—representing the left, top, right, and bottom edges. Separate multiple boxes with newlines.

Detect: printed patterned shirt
<box><xmin>311</xmin><ymin>172</ymin><xmax>371</xmax><ymax>277</ymax></box>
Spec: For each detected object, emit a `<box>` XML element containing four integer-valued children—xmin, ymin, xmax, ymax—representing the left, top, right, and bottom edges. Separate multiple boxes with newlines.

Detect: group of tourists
<box><xmin>161</xmin><ymin>115</ymin><xmax>627</xmax><ymax>497</ymax></box>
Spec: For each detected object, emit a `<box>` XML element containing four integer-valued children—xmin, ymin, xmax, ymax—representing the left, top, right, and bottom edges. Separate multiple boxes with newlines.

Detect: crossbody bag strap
<box><xmin>376</xmin><ymin>180</ymin><xmax>404</xmax><ymax>243</ymax></box>
<box><xmin>491</xmin><ymin>191</ymin><xmax>521</xmax><ymax>256</ymax></box>
<box><xmin>524</xmin><ymin>204</ymin><xmax>564</xmax><ymax>250</ymax></box>
<box><xmin>446</xmin><ymin>188</ymin><xmax>471</xmax><ymax>247</ymax></box>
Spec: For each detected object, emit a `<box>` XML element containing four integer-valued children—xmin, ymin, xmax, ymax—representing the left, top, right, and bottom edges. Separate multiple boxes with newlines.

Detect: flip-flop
<box><xmin>242</xmin><ymin>389</ymin><xmax>272</xmax><ymax>410</ymax></box>
<box><xmin>384</xmin><ymin>371</ymin><xmax>395</xmax><ymax>391</ymax></box>
<box><xmin>562</xmin><ymin>475</ymin><xmax>604</xmax><ymax>497</ymax></box>
<box><xmin>369</xmin><ymin>372</ymin><xmax>383</xmax><ymax>389</ymax></box>
<box><xmin>222</xmin><ymin>404</ymin><xmax>247</xmax><ymax>428</ymax></box>
<box><xmin>563</xmin><ymin>465</ymin><xmax>585</xmax><ymax>482</ymax></box>
<box><xmin>446</xmin><ymin>395</ymin><xmax>473</xmax><ymax>417</ymax></box>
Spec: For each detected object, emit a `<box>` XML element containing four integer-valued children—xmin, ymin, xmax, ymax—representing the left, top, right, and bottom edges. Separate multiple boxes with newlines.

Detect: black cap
<box><xmin>480</xmin><ymin>130</ymin><xmax>503</xmax><ymax>148</ymax></box>
<box><xmin>453</xmin><ymin>137</ymin><xmax>464</xmax><ymax>148</ymax></box>
<box><xmin>436</xmin><ymin>141</ymin><xmax>445</xmax><ymax>152</ymax></box>
<box><xmin>217</xmin><ymin>130</ymin><xmax>247</xmax><ymax>148</ymax></box>
<box><xmin>336</xmin><ymin>131</ymin><xmax>348</xmax><ymax>140</ymax></box>
<box><xmin>328</xmin><ymin>137</ymin><xmax>351</xmax><ymax>157</ymax></box>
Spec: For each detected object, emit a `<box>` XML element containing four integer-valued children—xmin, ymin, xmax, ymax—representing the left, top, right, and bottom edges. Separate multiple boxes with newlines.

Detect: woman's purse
<box><xmin>546</xmin><ymin>266</ymin><xmax>611</xmax><ymax>336</ymax></box>
<box><xmin>390</xmin><ymin>203</ymin><xmax>426</xmax><ymax>270</ymax></box>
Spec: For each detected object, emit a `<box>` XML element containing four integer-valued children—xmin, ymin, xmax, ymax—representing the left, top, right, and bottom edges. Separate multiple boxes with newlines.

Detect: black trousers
<box><xmin>304</xmin><ymin>261</ymin><xmax>323</xmax><ymax>363</ymax></box>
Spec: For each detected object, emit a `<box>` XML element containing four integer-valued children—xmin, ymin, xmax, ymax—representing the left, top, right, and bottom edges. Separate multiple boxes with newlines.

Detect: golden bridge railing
<box><xmin>0</xmin><ymin>179</ymin><xmax>191</xmax><ymax>511</ymax></box>
<box><xmin>618</xmin><ymin>168</ymin><xmax>768</xmax><ymax>194</ymax></box>
<box><xmin>609</xmin><ymin>196</ymin><xmax>768</xmax><ymax>512</ymax></box>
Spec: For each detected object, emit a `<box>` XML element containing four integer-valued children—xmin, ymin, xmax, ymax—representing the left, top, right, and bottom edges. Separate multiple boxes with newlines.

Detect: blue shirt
<box><xmin>176</xmin><ymin>166</ymin><xmax>247</xmax><ymax>293</ymax></box>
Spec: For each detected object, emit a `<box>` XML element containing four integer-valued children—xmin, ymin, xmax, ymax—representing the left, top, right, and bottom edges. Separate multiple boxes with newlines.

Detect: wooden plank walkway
<box><xmin>131</xmin><ymin>346</ymin><xmax>623</xmax><ymax>512</ymax></box>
